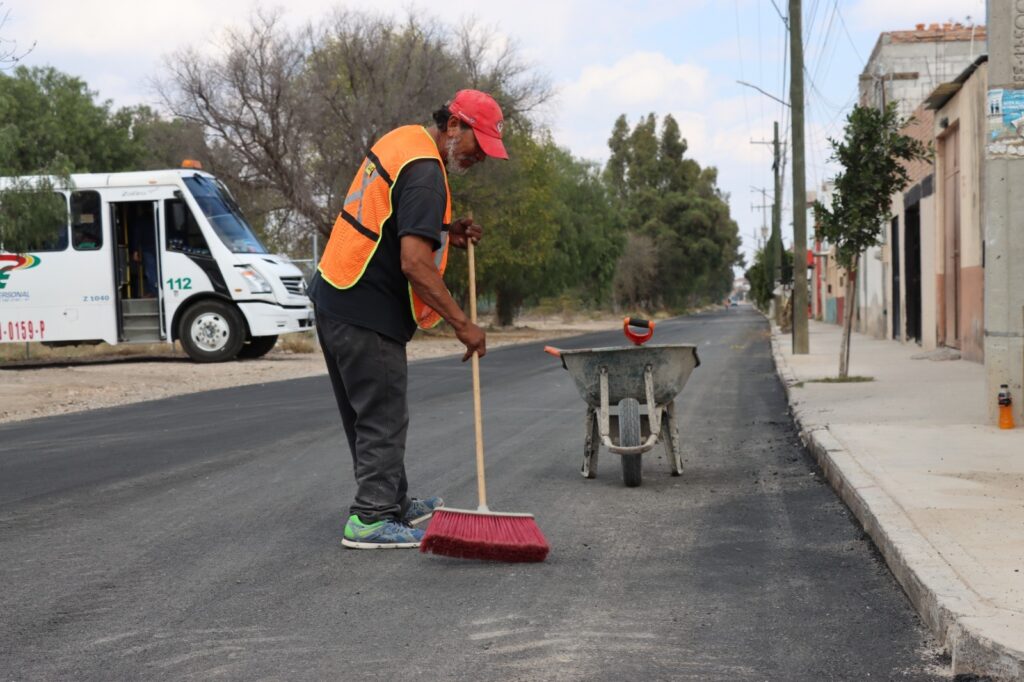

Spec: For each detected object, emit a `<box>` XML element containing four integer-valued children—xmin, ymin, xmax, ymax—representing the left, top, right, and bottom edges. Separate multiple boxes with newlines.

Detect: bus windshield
<box><xmin>183</xmin><ymin>175</ymin><xmax>268</xmax><ymax>254</ymax></box>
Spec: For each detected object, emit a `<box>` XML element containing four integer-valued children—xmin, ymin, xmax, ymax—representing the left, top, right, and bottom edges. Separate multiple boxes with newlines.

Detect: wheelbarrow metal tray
<box><xmin>559</xmin><ymin>344</ymin><xmax>700</xmax><ymax>407</ymax></box>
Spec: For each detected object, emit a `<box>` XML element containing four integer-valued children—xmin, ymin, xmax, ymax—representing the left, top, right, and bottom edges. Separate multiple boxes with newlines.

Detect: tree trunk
<box><xmin>840</xmin><ymin>265</ymin><xmax>857</xmax><ymax>378</ymax></box>
<box><xmin>495</xmin><ymin>288</ymin><xmax>521</xmax><ymax>327</ymax></box>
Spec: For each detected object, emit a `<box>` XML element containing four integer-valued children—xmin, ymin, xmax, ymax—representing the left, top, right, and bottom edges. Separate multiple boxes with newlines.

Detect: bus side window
<box><xmin>165</xmin><ymin>198</ymin><xmax>211</xmax><ymax>257</ymax></box>
<box><xmin>71</xmin><ymin>190</ymin><xmax>102</xmax><ymax>250</ymax></box>
<box><xmin>19</xmin><ymin>192</ymin><xmax>69</xmax><ymax>252</ymax></box>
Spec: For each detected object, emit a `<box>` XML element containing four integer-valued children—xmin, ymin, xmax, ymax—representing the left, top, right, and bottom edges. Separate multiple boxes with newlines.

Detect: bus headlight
<box><xmin>240</xmin><ymin>268</ymin><xmax>273</xmax><ymax>294</ymax></box>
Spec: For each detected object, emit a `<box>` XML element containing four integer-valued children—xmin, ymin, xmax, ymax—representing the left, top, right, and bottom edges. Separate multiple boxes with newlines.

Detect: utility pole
<box><xmin>772</xmin><ymin>121</ymin><xmax>783</xmax><ymax>287</ymax></box>
<box><xmin>751</xmin><ymin>186</ymin><xmax>772</xmax><ymax>237</ymax></box>
<box><xmin>788</xmin><ymin>0</ymin><xmax>809</xmax><ymax>353</ymax></box>
<box><xmin>750</xmin><ymin>126</ymin><xmax>783</xmax><ymax>286</ymax></box>
<box><xmin>984</xmin><ymin>0</ymin><xmax>1024</xmax><ymax>426</ymax></box>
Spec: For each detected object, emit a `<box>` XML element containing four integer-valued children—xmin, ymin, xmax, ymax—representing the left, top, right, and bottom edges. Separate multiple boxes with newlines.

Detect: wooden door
<box><xmin>942</xmin><ymin>128</ymin><xmax>961</xmax><ymax>348</ymax></box>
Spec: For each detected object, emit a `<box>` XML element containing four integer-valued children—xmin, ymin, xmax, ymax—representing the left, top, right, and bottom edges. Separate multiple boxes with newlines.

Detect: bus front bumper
<box><xmin>239</xmin><ymin>302</ymin><xmax>315</xmax><ymax>337</ymax></box>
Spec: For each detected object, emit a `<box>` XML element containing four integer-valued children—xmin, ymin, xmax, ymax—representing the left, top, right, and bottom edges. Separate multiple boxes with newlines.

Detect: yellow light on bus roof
<box><xmin>181</xmin><ymin>159</ymin><xmax>203</xmax><ymax>170</ymax></box>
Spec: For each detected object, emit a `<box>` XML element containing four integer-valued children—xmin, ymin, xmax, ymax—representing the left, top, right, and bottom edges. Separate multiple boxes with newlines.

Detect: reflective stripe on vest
<box><xmin>317</xmin><ymin>125</ymin><xmax>453</xmax><ymax>329</ymax></box>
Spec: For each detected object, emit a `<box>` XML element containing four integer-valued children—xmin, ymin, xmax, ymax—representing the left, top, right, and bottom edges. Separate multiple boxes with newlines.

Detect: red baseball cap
<box><xmin>447</xmin><ymin>89</ymin><xmax>508</xmax><ymax>160</ymax></box>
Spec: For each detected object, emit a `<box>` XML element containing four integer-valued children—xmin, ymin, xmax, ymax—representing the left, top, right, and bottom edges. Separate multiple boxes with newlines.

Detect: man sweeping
<box><xmin>309</xmin><ymin>89</ymin><xmax>508</xmax><ymax>549</ymax></box>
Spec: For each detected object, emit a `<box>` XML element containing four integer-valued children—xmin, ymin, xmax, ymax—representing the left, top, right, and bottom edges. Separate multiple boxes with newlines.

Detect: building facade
<box><xmin>888</xmin><ymin>105</ymin><xmax>937</xmax><ymax>350</ymax></box>
<box><xmin>854</xmin><ymin>24</ymin><xmax>986</xmax><ymax>345</ymax></box>
<box><xmin>926</xmin><ymin>58</ymin><xmax>988</xmax><ymax>363</ymax></box>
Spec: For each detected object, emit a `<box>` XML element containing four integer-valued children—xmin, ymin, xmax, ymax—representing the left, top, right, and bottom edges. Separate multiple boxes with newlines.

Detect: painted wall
<box><xmin>919</xmin><ymin>196</ymin><xmax>938</xmax><ymax>350</ymax></box>
<box><xmin>856</xmin><ymin>29</ymin><xmax>979</xmax><ymax>342</ymax></box>
<box><xmin>934</xmin><ymin>62</ymin><xmax>987</xmax><ymax>363</ymax></box>
<box><xmin>857</xmin><ymin>246</ymin><xmax>887</xmax><ymax>338</ymax></box>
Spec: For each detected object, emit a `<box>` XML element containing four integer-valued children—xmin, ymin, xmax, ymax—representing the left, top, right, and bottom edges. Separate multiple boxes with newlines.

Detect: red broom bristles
<box><xmin>420</xmin><ymin>508</ymin><xmax>550</xmax><ymax>563</ymax></box>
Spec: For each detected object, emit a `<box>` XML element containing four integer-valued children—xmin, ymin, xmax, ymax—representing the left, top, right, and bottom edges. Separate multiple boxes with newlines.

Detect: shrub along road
<box><xmin>0</xmin><ymin>307</ymin><xmax>947</xmax><ymax>680</ymax></box>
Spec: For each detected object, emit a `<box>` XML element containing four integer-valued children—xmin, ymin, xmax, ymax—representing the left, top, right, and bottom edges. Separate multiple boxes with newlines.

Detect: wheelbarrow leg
<box><xmin>582</xmin><ymin>406</ymin><xmax>599</xmax><ymax>479</ymax></box>
<box><xmin>662</xmin><ymin>400</ymin><xmax>683</xmax><ymax>476</ymax></box>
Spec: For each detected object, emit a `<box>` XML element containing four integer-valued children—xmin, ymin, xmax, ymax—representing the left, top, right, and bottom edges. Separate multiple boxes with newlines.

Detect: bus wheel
<box><xmin>237</xmin><ymin>335</ymin><xmax>278</xmax><ymax>359</ymax></box>
<box><xmin>179</xmin><ymin>300</ymin><xmax>245</xmax><ymax>362</ymax></box>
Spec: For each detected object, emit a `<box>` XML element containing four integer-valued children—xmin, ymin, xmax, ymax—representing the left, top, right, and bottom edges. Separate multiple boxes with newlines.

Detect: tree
<box><xmin>444</xmin><ymin>129</ymin><xmax>560</xmax><ymax>326</ymax></box>
<box><xmin>814</xmin><ymin>103</ymin><xmax>927</xmax><ymax>377</ymax></box>
<box><xmin>0</xmin><ymin>66</ymin><xmax>144</xmax><ymax>175</ymax></box>
<box><xmin>0</xmin><ymin>66</ymin><xmax>145</xmax><ymax>253</ymax></box>
<box><xmin>603</xmin><ymin>115</ymin><xmax>630</xmax><ymax>203</ymax></box>
<box><xmin>745</xmin><ymin>245</ymin><xmax>792</xmax><ymax>311</ymax></box>
<box><xmin>156</xmin><ymin>10</ymin><xmax>552</xmax><ymax>241</ymax></box>
<box><xmin>132</xmin><ymin>107</ymin><xmax>212</xmax><ymax>171</ymax></box>
<box><xmin>613</xmin><ymin>233</ymin><xmax>659</xmax><ymax>310</ymax></box>
<box><xmin>542</xmin><ymin>147</ymin><xmax>622</xmax><ymax>307</ymax></box>
<box><xmin>606</xmin><ymin>113</ymin><xmax>741</xmax><ymax>311</ymax></box>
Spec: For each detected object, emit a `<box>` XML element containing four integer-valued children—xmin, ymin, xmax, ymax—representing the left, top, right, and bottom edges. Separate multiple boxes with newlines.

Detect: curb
<box><xmin>767</xmin><ymin>328</ymin><xmax>1024</xmax><ymax>681</ymax></box>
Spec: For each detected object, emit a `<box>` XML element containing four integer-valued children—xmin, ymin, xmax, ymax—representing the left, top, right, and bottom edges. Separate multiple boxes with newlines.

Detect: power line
<box><xmin>835</xmin><ymin>2</ymin><xmax>864</xmax><ymax>65</ymax></box>
<box><xmin>757</xmin><ymin>0</ymin><xmax>766</xmax><ymax>133</ymax></box>
<box><xmin>769</xmin><ymin>0</ymin><xmax>788</xmax><ymax>27</ymax></box>
<box><xmin>734</xmin><ymin>0</ymin><xmax>753</xmax><ymax>162</ymax></box>
<box><xmin>810</xmin><ymin>0</ymin><xmax>839</xmax><ymax>88</ymax></box>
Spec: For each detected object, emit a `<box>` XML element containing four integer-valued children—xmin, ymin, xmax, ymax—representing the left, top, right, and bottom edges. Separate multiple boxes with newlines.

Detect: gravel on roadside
<box><xmin>0</xmin><ymin>318</ymin><xmax>618</xmax><ymax>425</ymax></box>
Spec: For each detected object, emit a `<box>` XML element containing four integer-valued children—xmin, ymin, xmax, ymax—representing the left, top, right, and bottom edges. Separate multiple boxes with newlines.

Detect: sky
<box><xmin>3</xmin><ymin>0</ymin><xmax>987</xmax><ymax>271</ymax></box>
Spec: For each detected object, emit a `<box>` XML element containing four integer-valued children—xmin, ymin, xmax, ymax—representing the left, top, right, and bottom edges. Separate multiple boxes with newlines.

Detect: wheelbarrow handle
<box><xmin>623</xmin><ymin>317</ymin><xmax>656</xmax><ymax>345</ymax></box>
<box><xmin>543</xmin><ymin>345</ymin><xmax>568</xmax><ymax>370</ymax></box>
<box><xmin>626</xmin><ymin>317</ymin><xmax>652</xmax><ymax>329</ymax></box>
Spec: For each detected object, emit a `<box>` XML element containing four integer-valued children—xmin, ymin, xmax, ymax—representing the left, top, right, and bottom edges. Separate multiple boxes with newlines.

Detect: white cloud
<box><xmin>551</xmin><ymin>51</ymin><xmax>711</xmax><ymax>164</ymax></box>
<box><xmin>12</xmin><ymin>0</ymin><xmax>227</xmax><ymax>56</ymax></box>
<box><xmin>563</xmin><ymin>52</ymin><xmax>708</xmax><ymax>107</ymax></box>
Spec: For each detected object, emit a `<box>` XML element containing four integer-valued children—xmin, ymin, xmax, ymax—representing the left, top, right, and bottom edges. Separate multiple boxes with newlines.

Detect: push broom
<box><xmin>420</xmin><ymin>239</ymin><xmax>550</xmax><ymax>563</ymax></box>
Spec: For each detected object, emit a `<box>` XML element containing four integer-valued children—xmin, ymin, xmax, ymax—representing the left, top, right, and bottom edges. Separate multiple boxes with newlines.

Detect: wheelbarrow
<box><xmin>545</xmin><ymin>318</ymin><xmax>700</xmax><ymax>487</ymax></box>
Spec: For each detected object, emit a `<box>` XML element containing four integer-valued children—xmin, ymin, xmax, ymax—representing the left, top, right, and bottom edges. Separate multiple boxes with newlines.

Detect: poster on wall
<box><xmin>987</xmin><ymin>88</ymin><xmax>1024</xmax><ymax>140</ymax></box>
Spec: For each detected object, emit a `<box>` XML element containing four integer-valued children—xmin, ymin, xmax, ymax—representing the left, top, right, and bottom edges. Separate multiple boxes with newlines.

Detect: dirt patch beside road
<box><xmin>0</xmin><ymin>315</ymin><xmax>618</xmax><ymax>425</ymax></box>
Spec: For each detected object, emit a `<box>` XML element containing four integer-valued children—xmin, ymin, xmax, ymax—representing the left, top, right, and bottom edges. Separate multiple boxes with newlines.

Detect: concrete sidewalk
<box><xmin>770</xmin><ymin>318</ymin><xmax>1024</xmax><ymax>681</ymax></box>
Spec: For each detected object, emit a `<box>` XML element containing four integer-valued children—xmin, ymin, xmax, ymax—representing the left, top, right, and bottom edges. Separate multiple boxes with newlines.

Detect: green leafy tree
<box><xmin>607</xmin><ymin>113</ymin><xmax>741</xmax><ymax>311</ymax></box>
<box><xmin>0</xmin><ymin>66</ymin><xmax>148</xmax><ymax>254</ymax></box>
<box><xmin>441</xmin><ymin>131</ymin><xmax>621</xmax><ymax>326</ymax></box>
<box><xmin>814</xmin><ymin>103</ymin><xmax>927</xmax><ymax>377</ymax></box>
<box><xmin>445</xmin><ymin>128</ymin><xmax>559</xmax><ymax>326</ymax></box>
<box><xmin>0</xmin><ymin>66</ymin><xmax>144</xmax><ymax>175</ymax></box>
<box><xmin>540</xmin><ymin>145</ymin><xmax>622</xmax><ymax>307</ymax></box>
<box><xmin>745</xmin><ymin>245</ymin><xmax>792</xmax><ymax>310</ymax></box>
<box><xmin>603</xmin><ymin>114</ymin><xmax>630</xmax><ymax>204</ymax></box>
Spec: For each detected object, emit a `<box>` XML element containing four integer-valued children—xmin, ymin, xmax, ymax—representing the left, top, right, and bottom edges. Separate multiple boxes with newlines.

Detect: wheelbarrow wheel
<box><xmin>618</xmin><ymin>398</ymin><xmax>642</xmax><ymax>487</ymax></box>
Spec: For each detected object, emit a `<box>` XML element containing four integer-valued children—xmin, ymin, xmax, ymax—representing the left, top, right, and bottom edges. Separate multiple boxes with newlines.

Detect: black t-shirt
<box><xmin>310</xmin><ymin>158</ymin><xmax>447</xmax><ymax>343</ymax></box>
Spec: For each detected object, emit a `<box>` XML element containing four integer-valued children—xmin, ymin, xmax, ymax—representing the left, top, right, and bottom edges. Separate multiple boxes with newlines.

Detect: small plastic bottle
<box><xmin>998</xmin><ymin>384</ymin><xmax>1015</xmax><ymax>430</ymax></box>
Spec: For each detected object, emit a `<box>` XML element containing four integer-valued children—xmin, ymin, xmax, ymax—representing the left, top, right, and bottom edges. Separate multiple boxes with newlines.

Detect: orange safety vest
<box><xmin>318</xmin><ymin>125</ymin><xmax>452</xmax><ymax>329</ymax></box>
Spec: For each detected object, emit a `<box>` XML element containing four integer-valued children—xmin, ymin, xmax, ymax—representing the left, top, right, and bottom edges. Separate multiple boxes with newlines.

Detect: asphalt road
<box><xmin>0</xmin><ymin>307</ymin><xmax>947</xmax><ymax>681</ymax></box>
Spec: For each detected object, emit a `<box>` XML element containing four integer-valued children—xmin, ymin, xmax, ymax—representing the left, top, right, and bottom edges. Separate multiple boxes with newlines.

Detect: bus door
<box><xmin>108</xmin><ymin>196</ymin><xmax>165</xmax><ymax>343</ymax></box>
<box><xmin>66</xmin><ymin>190</ymin><xmax>118</xmax><ymax>344</ymax></box>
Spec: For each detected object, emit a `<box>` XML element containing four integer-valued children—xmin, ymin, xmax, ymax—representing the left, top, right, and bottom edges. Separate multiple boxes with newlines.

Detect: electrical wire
<box><xmin>836</xmin><ymin>2</ymin><xmax>865</xmax><ymax>66</ymax></box>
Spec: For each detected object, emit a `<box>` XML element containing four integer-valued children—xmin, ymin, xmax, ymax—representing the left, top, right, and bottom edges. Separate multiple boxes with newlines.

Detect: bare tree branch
<box><xmin>155</xmin><ymin>9</ymin><xmax>552</xmax><ymax>240</ymax></box>
<box><xmin>0</xmin><ymin>5</ymin><xmax>35</xmax><ymax>71</ymax></box>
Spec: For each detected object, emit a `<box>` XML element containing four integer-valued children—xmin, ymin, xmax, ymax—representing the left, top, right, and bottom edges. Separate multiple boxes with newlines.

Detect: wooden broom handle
<box><xmin>467</xmin><ymin>239</ymin><xmax>488</xmax><ymax>511</ymax></box>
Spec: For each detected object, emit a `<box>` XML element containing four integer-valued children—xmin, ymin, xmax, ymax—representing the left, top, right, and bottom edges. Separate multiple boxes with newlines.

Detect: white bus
<box><xmin>0</xmin><ymin>165</ymin><xmax>314</xmax><ymax>362</ymax></box>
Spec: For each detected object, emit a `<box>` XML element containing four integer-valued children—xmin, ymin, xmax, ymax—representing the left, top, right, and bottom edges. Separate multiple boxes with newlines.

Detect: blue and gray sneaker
<box><xmin>342</xmin><ymin>515</ymin><xmax>424</xmax><ymax>549</ymax></box>
<box><xmin>403</xmin><ymin>496</ymin><xmax>444</xmax><ymax>526</ymax></box>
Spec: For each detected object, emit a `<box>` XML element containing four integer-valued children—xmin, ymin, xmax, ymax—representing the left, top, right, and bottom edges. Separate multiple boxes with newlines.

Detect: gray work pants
<box><xmin>316</xmin><ymin>311</ymin><xmax>410</xmax><ymax>523</ymax></box>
